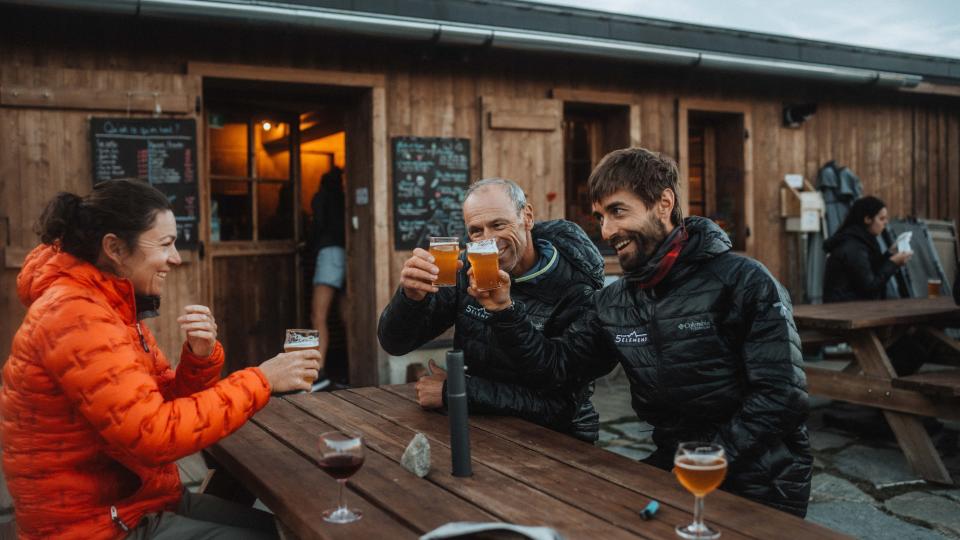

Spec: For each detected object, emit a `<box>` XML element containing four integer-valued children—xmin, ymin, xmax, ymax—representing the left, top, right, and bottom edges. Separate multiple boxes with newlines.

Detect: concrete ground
<box><xmin>592</xmin><ymin>365</ymin><xmax>960</xmax><ymax>540</ymax></box>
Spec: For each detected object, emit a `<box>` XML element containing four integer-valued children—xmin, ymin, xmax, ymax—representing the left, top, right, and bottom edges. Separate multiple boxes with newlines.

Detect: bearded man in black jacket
<box><xmin>470</xmin><ymin>149</ymin><xmax>812</xmax><ymax>516</ymax></box>
<box><xmin>377</xmin><ymin>178</ymin><xmax>604</xmax><ymax>442</ymax></box>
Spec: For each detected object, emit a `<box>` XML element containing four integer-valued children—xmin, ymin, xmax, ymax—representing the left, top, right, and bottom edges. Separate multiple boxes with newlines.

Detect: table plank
<box><xmin>806</xmin><ymin>367</ymin><xmax>960</xmax><ymax>420</ymax></box>
<box><xmin>345</xmin><ymin>387</ymin><xmax>765</xmax><ymax>540</ymax></box>
<box><xmin>793</xmin><ymin>297</ymin><xmax>960</xmax><ymax>330</ymax></box>
<box><xmin>254</xmin><ymin>398</ymin><xmax>497</xmax><ymax>532</ymax></box>
<box><xmin>289</xmin><ymin>391</ymin><xmax>642</xmax><ymax>539</ymax></box>
<box><xmin>893</xmin><ymin>369</ymin><xmax>960</xmax><ymax>397</ymax></box>
<box><xmin>381</xmin><ymin>384</ymin><xmax>850</xmax><ymax>540</ymax></box>
<box><xmin>208</xmin><ymin>416</ymin><xmax>417</xmax><ymax>539</ymax></box>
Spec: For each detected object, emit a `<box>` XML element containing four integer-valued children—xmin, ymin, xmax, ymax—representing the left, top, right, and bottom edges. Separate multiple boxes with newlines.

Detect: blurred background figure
<box><xmin>310</xmin><ymin>166</ymin><xmax>347</xmax><ymax>370</ymax></box>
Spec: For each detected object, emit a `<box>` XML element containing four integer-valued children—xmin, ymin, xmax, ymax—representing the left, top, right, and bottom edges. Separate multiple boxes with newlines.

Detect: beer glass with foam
<box><xmin>467</xmin><ymin>238</ymin><xmax>501</xmax><ymax>291</ymax></box>
<box><xmin>428</xmin><ymin>236</ymin><xmax>460</xmax><ymax>287</ymax></box>
<box><xmin>673</xmin><ymin>442</ymin><xmax>727</xmax><ymax>539</ymax></box>
<box><xmin>284</xmin><ymin>328</ymin><xmax>320</xmax><ymax>387</ymax></box>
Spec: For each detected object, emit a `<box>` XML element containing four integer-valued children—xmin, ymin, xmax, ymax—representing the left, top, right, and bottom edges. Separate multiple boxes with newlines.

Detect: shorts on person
<box><xmin>313</xmin><ymin>245</ymin><xmax>345</xmax><ymax>289</ymax></box>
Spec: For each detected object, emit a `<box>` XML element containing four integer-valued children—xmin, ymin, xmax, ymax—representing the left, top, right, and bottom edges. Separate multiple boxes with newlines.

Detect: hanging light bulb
<box><xmin>261</xmin><ymin>121</ymin><xmax>272</xmax><ymax>131</ymax></box>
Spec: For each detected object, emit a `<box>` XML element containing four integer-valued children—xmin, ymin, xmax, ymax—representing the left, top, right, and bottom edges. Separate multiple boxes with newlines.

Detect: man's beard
<box><xmin>612</xmin><ymin>217</ymin><xmax>669</xmax><ymax>273</ymax></box>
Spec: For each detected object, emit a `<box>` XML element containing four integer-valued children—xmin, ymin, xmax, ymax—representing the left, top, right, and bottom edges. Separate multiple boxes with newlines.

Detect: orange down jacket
<box><xmin>1</xmin><ymin>245</ymin><xmax>272</xmax><ymax>539</ymax></box>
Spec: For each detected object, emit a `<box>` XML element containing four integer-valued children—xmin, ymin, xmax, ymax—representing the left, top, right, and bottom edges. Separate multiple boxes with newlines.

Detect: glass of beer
<box><xmin>673</xmin><ymin>442</ymin><xmax>727</xmax><ymax>540</ymax></box>
<box><xmin>284</xmin><ymin>329</ymin><xmax>320</xmax><ymax>387</ymax></box>
<box><xmin>467</xmin><ymin>238</ymin><xmax>501</xmax><ymax>291</ymax></box>
<box><xmin>429</xmin><ymin>236</ymin><xmax>460</xmax><ymax>287</ymax></box>
<box><xmin>928</xmin><ymin>278</ymin><xmax>942</xmax><ymax>298</ymax></box>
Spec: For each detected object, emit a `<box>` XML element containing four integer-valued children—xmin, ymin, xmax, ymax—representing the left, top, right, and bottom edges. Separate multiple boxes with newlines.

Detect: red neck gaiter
<box><xmin>634</xmin><ymin>229</ymin><xmax>688</xmax><ymax>289</ymax></box>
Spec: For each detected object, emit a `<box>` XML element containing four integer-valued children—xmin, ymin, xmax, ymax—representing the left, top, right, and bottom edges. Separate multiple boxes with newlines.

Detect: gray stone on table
<box><xmin>885</xmin><ymin>492</ymin><xmax>960</xmax><ymax>537</ymax></box>
<box><xmin>832</xmin><ymin>445</ymin><xmax>923</xmax><ymax>488</ymax></box>
<box><xmin>401</xmin><ymin>432</ymin><xmax>431</xmax><ymax>478</ymax></box>
<box><xmin>809</xmin><ymin>430</ymin><xmax>854</xmax><ymax>452</ymax></box>
<box><xmin>810</xmin><ymin>473</ymin><xmax>874</xmax><ymax>504</ymax></box>
<box><xmin>806</xmin><ymin>501</ymin><xmax>944</xmax><ymax>540</ymax></box>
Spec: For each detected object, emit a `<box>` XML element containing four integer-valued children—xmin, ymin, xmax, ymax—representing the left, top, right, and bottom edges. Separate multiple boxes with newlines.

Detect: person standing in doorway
<box><xmin>311</xmin><ymin>166</ymin><xmax>347</xmax><ymax>367</ymax></box>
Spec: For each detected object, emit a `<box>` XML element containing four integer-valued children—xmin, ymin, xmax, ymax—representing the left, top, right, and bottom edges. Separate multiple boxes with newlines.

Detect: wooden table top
<box><xmin>793</xmin><ymin>297</ymin><xmax>960</xmax><ymax>330</ymax></box>
<box><xmin>209</xmin><ymin>384</ymin><xmax>848</xmax><ymax>540</ymax></box>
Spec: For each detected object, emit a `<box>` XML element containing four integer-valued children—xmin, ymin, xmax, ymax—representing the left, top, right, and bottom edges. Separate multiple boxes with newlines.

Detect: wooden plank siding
<box><xmin>1</xmin><ymin>10</ymin><xmax>959</xmax><ymax>369</ymax></box>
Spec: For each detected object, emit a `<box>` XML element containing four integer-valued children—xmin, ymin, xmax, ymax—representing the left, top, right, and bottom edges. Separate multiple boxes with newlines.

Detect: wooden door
<box><xmin>481</xmin><ymin>97</ymin><xmax>564</xmax><ymax>220</ymax></box>
<box><xmin>203</xmin><ymin>106</ymin><xmax>303</xmax><ymax>373</ymax></box>
<box><xmin>0</xmin><ymin>67</ymin><xmax>203</xmax><ymax>364</ymax></box>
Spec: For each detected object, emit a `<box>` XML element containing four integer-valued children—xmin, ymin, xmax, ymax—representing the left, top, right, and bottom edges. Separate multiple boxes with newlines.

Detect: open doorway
<box><xmin>679</xmin><ymin>100</ymin><xmax>753</xmax><ymax>255</ymax></box>
<box><xmin>202</xmin><ymin>78</ymin><xmax>353</xmax><ymax>384</ymax></box>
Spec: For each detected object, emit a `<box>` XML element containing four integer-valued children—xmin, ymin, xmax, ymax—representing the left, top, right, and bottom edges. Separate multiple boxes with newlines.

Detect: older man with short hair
<box><xmin>378</xmin><ymin>178</ymin><xmax>603</xmax><ymax>442</ymax></box>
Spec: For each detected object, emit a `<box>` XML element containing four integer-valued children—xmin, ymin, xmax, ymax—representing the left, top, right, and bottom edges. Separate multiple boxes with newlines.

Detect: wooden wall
<box><xmin>1</xmin><ymin>7</ymin><xmax>959</xmax><ymax>366</ymax></box>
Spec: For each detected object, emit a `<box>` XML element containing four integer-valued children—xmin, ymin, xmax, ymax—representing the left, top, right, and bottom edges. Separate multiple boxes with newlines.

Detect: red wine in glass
<box><xmin>318</xmin><ymin>454</ymin><xmax>365</xmax><ymax>480</ymax></box>
<box><xmin>318</xmin><ymin>431</ymin><xmax>364</xmax><ymax>524</ymax></box>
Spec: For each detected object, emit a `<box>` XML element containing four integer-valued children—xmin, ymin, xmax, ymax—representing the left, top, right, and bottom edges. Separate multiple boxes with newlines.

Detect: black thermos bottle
<box><xmin>446</xmin><ymin>349</ymin><xmax>472</xmax><ymax>477</ymax></box>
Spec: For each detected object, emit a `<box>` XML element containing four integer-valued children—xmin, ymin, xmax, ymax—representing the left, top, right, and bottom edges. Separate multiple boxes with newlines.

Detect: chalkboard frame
<box><xmin>90</xmin><ymin>117</ymin><xmax>200</xmax><ymax>250</ymax></box>
<box><xmin>391</xmin><ymin>136</ymin><xmax>471</xmax><ymax>251</ymax></box>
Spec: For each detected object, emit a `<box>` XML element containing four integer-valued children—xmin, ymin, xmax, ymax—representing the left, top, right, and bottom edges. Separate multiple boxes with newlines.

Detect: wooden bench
<box><xmin>893</xmin><ymin>369</ymin><xmax>960</xmax><ymax>397</ymax></box>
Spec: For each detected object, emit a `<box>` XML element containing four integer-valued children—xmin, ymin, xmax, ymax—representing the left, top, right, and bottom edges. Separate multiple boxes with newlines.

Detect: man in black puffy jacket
<box><xmin>471</xmin><ymin>149</ymin><xmax>812</xmax><ymax>516</ymax></box>
<box><xmin>378</xmin><ymin>178</ymin><xmax>604</xmax><ymax>442</ymax></box>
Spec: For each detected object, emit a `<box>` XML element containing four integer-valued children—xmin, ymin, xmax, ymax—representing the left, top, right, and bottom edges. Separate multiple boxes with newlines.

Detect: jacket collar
<box><xmin>18</xmin><ymin>244</ymin><xmax>145</xmax><ymax>324</ymax></box>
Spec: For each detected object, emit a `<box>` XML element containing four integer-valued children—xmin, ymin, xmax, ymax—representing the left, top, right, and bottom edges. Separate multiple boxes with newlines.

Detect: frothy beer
<box><xmin>284</xmin><ymin>329</ymin><xmax>320</xmax><ymax>385</ymax></box>
<box><xmin>429</xmin><ymin>237</ymin><xmax>459</xmax><ymax>287</ymax></box>
<box><xmin>467</xmin><ymin>239</ymin><xmax>501</xmax><ymax>292</ymax></box>
<box><xmin>674</xmin><ymin>455</ymin><xmax>728</xmax><ymax>497</ymax></box>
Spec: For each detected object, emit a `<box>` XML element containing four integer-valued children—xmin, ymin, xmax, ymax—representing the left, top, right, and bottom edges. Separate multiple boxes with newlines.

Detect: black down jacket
<box><xmin>378</xmin><ymin>220</ymin><xmax>605</xmax><ymax>442</ymax></box>
<box><xmin>823</xmin><ymin>224</ymin><xmax>907</xmax><ymax>302</ymax></box>
<box><xmin>489</xmin><ymin>217</ymin><xmax>813</xmax><ymax>516</ymax></box>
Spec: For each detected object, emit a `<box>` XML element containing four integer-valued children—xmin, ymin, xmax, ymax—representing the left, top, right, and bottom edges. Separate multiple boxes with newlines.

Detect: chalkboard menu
<box><xmin>392</xmin><ymin>137</ymin><xmax>470</xmax><ymax>250</ymax></box>
<box><xmin>91</xmin><ymin>118</ymin><xmax>199</xmax><ymax>250</ymax></box>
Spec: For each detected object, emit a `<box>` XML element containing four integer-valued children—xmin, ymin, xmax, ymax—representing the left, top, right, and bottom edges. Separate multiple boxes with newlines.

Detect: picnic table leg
<box><xmin>848</xmin><ymin>329</ymin><xmax>953</xmax><ymax>485</ymax></box>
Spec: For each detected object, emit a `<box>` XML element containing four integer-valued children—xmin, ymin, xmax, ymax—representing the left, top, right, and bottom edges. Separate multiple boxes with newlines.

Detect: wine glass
<box><xmin>318</xmin><ymin>431</ymin><xmax>365</xmax><ymax>524</ymax></box>
<box><xmin>673</xmin><ymin>442</ymin><xmax>727</xmax><ymax>539</ymax></box>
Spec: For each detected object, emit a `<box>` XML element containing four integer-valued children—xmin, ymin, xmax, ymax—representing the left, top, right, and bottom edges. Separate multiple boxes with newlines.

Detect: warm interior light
<box><xmin>261</xmin><ymin>121</ymin><xmax>272</xmax><ymax>131</ymax></box>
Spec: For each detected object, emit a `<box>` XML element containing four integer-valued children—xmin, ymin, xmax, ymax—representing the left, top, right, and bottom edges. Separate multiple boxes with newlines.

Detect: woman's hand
<box><xmin>178</xmin><ymin>305</ymin><xmax>218</xmax><ymax>357</ymax></box>
<box><xmin>258</xmin><ymin>350</ymin><xmax>322</xmax><ymax>393</ymax></box>
<box><xmin>891</xmin><ymin>251</ymin><xmax>912</xmax><ymax>266</ymax></box>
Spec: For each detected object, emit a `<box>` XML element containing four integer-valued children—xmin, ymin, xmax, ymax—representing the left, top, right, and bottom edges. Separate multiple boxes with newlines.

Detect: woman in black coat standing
<box><xmin>823</xmin><ymin>196</ymin><xmax>912</xmax><ymax>303</ymax></box>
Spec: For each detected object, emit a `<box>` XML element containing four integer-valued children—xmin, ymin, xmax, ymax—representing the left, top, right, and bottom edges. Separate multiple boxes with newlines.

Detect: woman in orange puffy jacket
<box><xmin>1</xmin><ymin>180</ymin><xmax>322</xmax><ymax>539</ymax></box>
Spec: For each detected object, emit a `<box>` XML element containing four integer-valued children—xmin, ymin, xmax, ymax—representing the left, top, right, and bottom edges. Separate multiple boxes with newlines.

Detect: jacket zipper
<box><xmin>135</xmin><ymin>323</ymin><xmax>149</xmax><ymax>352</ymax></box>
<box><xmin>110</xmin><ymin>505</ymin><xmax>130</xmax><ymax>532</ymax></box>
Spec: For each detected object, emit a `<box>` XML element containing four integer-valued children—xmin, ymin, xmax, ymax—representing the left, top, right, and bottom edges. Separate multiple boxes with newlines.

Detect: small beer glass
<box><xmin>928</xmin><ymin>278</ymin><xmax>942</xmax><ymax>298</ymax></box>
<box><xmin>673</xmin><ymin>442</ymin><xmax>727</xmax><ymax>539</ymax></box>
<box><xmin>466</xmin><ymin>238</ymin><xmax>501</xmax><ymax>292</ymax></box>
<box><xmin>284</xmin><ymin>329</ymin><xmax>320</xmax><ymax>387</ymax></box>
<box><xmin>428</xmin><ymin>236</ymin><xmax>460</xmax><ymax>287</ymax></box>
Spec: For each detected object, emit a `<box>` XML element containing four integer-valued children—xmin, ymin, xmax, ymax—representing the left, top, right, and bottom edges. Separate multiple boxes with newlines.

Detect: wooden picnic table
<box><xmin>794</xmin><ymin>297</ymin><xmax>960</xmax><ymax>485</ymax></box>
<box><xmin>207</xmin><ymin>384</ymin><xmax>847</xmax><ymax>539</ymax></box>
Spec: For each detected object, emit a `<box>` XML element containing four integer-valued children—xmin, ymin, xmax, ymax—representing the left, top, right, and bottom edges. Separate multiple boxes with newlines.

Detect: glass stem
<box><xmin>693</xmin><ymin>495</ymin><xmax>705</xmax><ymax>531</ymax></box>
<box><xmin>337</xmin><ymin>479</ymin><xmax>346</xmax><ymax>511</ymax></box>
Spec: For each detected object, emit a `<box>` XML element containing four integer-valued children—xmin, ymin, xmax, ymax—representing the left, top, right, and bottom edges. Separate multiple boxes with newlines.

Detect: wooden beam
<box><xmin>0</xmin><ymin>86</ymin><xmax>192</xmax><ymax>113</ymax></box>
<box><xmin>488</xmin><ymin>112</ymin><xmax>558</xmax><ymax>131</ymax></box>
<box><xmin>849</xmin><ymin>329</ymin><xmax>953</xmax><ymax>484</ymax></box>
<box><xmin>806</xmin><ymin>367</ymin><xmax>960</xmax><ymax>420</ymax></box>
<box><xmin>549</xmin><ymin>88</ymin><xmax>636</xmax><ymax>105</ymax></box>
<box><xmin>187</xmin><ymin>62</ymin><xmax>385</xmax><ymax>89</ymax></box>
<box><xmin>898</xmin><ymin>82</ymin><xmax>960</xmax><ymax>99</ymax></box>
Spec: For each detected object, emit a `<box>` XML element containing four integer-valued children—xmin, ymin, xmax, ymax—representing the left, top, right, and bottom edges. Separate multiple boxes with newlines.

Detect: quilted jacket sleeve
<box><xmin>378</xmin><ymin>286</ymin><xmax>459</xmax><ymax>356</ymax></box>
<box><xmin>38</xmin><ymin>298</ymin><xmax>271</xmax><ymax>467</ymax></box>
<box><xmin>711</xmin><ymin>262</ymin><xmax>809</xmax><ymax>467</ymax></box>
<box><xmin>488</xmin><ymin>287</ymin><xmax>618</xmax><ymax>385</ymax></box>
<box><xmin>146</xmin><ymin>329</ymin><xmax>226</xmax><ymax>400</ymax></box>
